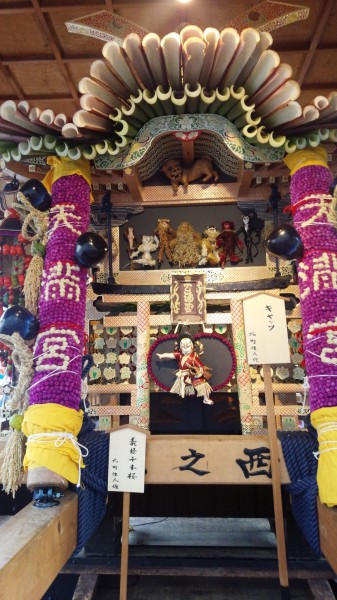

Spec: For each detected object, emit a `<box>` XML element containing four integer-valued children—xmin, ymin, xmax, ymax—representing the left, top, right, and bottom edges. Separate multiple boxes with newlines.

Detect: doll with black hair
<box><xmin>216</xmin><ymin>220</ymin><xmax>243</xmax><ymax>267</ymax></box>
<box><xmin>157</xmin><ymin>332</ymin><xmax>213</xmax><ymax>404</ymax></box>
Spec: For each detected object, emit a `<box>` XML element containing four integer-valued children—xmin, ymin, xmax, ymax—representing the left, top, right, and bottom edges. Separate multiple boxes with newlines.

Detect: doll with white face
<box><xmin>157</xmin><ymin>332</ymin><xmax>213</xmax><ymax>404</ymax></box>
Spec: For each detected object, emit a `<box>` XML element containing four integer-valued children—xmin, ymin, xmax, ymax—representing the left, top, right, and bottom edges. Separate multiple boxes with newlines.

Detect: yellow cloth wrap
<box><xmin>311</xmin><ymin>407</ymin><xmax>337</xmax><ymax>507</ymax></box>
<box><xmin>42</xmin><ymin>156</ymin><xmax>93</xmax><ymax>203</ymax></box>
<box><xmin>283</xmin><ymin>145</ymin><xmax>329</xmax><ymax>175</ymax></box>
<box><xmin>22</xmin><ymin>403</ymin><xmax>84</xmax><ymax>485</ymax></box>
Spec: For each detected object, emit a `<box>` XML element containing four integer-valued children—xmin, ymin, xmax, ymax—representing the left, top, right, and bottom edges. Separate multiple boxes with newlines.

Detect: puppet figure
<box><xmin>154</xmin><ymin>218</ymin><xmax>176</xmax><ymax>265</ymax></box>
<box><xmin>124</xmin><ymin>224</ymin><xmax>137</xmax><ymax>269</ymax></box>
<box><xmin>157</xmin><ymin>332</ymin><xmax>213</xmax><ymax>404</ymax></box>
<box><xmin>237</xmin><ymin>211</ymin><xmax>264</xmax><ymax>263</ymax></box>
<box><xmin>169</xmin><ymin>221</ymin><xmax>201</xmax><ymax>267</ymax></box>
<box><xmin>131</xmin><ymin>234</ymin><xmax>159</xmax><ymax>267</ymax></box>
<box><xmin>162</xmin><ymin>157</ymin><xmax>219</xmax><ymax>193</ymax></box>
<box><xmin>216</xmin><ymin>220</ymin><xmax>244</xmax><ymax>268</ymax></box>
<box><xmin>199</xmin><ymin>225</ymin><xmax>221</xmax><ymax>266</ymax></box>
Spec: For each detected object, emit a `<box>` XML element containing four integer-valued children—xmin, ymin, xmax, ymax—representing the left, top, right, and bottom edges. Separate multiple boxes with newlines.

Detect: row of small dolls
<box><xmin>124</xmin><ymin>215</ymin><xmax>263</xmax><ymax>269</ymax></box>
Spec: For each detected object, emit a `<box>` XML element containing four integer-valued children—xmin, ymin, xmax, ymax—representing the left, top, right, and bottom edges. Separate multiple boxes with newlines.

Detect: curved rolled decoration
<box><xmin>93</xmin><ymin>114</ymin><xmax>285</xmax><ymax>170</ymax></box>
<box><xmin>1</xmin><ymin>23</ymin><xmax>337</xmax><ymax>165</ymax></box>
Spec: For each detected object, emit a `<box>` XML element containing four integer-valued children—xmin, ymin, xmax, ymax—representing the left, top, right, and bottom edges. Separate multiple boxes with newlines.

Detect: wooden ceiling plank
<box><xmin>40</xmin><ymin>0</ymin><xmax>103</xmax><ymax>10</ymax></box>
<box><xmin>0</xmin><ymin>58</ymin><xmax>25</xmax><ymax>100</ymax></box>
<box><xmin>30</xmin><ymin>0</ymin><xmax>80</xmax><ymax>107</ymax></box>
<box><xmin>297</xmin><ymin>0</ymin><xmax>335</xmax><ymax>86</ymax></box>
<box><xmin>2</xmin><ymin>55</ymin><xmax>98</xmax><ymax>65</ymax></box>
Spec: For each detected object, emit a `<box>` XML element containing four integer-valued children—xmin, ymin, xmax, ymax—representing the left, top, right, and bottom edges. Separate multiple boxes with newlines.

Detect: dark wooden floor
<box><xmin>45</xmin><ymin>516</ymin><xmax>337</xmax><ymax>600</ymax></box>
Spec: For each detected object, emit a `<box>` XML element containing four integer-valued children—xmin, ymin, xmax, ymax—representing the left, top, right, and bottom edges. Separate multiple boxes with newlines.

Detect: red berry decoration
<box><xmin>18</xmin><ymin>233</ymin><xmax>28</xmax><ymax>244</ymax></box>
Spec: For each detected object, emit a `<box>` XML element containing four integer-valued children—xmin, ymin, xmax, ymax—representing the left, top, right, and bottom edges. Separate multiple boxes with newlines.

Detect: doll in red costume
<box><xmin>216</xmin><ymin>220</ymin><xmax>244</xmax><ymax>267</ymax></box>
<box><xmin>157</xmin><ymin>332</ymin><xmax>213</xmax><ymax>404</ymax></box>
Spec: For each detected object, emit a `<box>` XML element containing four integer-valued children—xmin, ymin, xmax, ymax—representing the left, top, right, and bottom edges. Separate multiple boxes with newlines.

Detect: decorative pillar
<box><xmin>230</xmin><ymin>299</ymin><xmax>253</xmax><ymax>434</ymax></box>
<box><xmin>284</xmin><ymin>146</ymin><xmax>337</xmax><ymax>505</ymax></box>
<box><xmin>22</xmin><ymin>157</ymin><xmax>92</xmax><ymax>488</ymax></box>
<box><xmin>130</xmin><ymin>300</ymin><xmax>150</xmax><ymax>429</ymax></box>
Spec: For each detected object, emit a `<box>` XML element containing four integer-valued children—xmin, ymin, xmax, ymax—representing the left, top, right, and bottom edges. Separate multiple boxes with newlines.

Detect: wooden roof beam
<box><xmin>2</xmin><ymin>55</ymin><xmax>99</xmax><ymax>65</ymax></box>
<box><xmin>297</xmin><ymin>0</ymin><xmax>334</xmax><ymax>86</ymax></box>
<box><xmin>0</xmin><ymin>57</ymin><xmax>25</xmax><ymax>100</ymax></box>
<box><xmin>30</xmin><ymin>0</ymin><xmax>80</xmax><ymax>107</ymax></box>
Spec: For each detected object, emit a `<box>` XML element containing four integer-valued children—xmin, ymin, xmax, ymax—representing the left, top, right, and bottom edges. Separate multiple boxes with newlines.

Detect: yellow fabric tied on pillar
<box><xmin>283</xmin><ymin>145</ymin><xmax>328</xmax><ymax>175</ymax></box>
<box><xmin>42</xmin><ymin>156</ymin><xmax>94</xmax><ymax>203</ymax></box>
<box><xmin>311</xmin><ymin>407</ymin><xmax>337</xmax><ymax>507</ymax></box>
<box><xmin>22</xmin><ymin>403</ymin><xmax>86</xmax><ymax>486</ymax></box>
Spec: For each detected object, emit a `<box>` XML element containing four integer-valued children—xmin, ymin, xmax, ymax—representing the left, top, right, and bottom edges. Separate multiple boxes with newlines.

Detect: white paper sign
<box><xmin>108</xmin><ymin>427</ymin><xmax>146</xmax><ymax>493</ymax></box>
<box><xmin>242</xmin><ymin>293</ymin><xmax>290</xmax><ymax>365</ymax></box>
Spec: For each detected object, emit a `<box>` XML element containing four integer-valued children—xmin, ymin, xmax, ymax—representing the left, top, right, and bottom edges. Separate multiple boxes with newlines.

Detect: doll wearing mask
<box><xmin>157</xmin><ymin>332</ymin><xmax>213</xmax><ymax>404</ymax></box>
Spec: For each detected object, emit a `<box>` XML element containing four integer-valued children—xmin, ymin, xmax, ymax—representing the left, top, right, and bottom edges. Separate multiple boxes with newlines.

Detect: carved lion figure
<box><xmin>162</xmin><ymin>157</ymin><xmax>219</xmax><ymax>192</ymax></box>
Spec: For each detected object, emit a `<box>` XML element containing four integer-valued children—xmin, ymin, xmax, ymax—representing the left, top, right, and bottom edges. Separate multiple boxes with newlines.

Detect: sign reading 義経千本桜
<box><xmin>108</xmin><ymin>426</ymin><xmax>147</xmax><ymax>493</ymax></box>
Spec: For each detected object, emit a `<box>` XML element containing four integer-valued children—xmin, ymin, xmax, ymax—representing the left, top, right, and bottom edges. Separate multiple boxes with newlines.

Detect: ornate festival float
<box><xmin>1</xmin><ymin>0</ymin><xmax>337</xmax><ymax>598</ymax></box>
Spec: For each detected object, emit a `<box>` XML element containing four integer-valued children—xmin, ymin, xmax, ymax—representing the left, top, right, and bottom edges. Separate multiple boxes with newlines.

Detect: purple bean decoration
<box><xmin>29</xmin><ymin>174</ymin><xmax>90</xmax><ymax>409</ymax></box>
<box><xmin>285</xmin><ymin>148</ymin><xmax>337</xmax><ymax>505</ymax></box>
<box><xmin>21</xmin><ymin>162</ymin><xmax>92</xmax><ymax>488</ymax></box>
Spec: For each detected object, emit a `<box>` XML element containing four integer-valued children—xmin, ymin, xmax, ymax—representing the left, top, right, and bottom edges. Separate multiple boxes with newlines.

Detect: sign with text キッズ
<box><xmin>242</xmin><ymin>293</ymin><xmax>290</xmax><ymax>365</ymax></box>
<box><xmin>108</xmin><ymin>427</ymin><xmax>147</xmax><ymax>493</ymax></box>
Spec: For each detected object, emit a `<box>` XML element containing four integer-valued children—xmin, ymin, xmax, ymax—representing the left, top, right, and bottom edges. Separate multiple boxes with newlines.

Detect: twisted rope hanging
<box><xmin>14</xmin><ymin>191</ymin><xmax>49</xmax><ymax>315</ymax></box>
<box><xmin>0</xmin><ymin>332</ymin><xmax>34</xmax><ymax>496</ymax></box>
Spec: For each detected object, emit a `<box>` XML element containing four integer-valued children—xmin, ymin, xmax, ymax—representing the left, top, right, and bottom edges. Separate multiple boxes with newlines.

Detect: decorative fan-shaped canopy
<box><xmin>0</xmin><ymin>23</ymin><xmax>337</xmax><ymax>168</ymax></box>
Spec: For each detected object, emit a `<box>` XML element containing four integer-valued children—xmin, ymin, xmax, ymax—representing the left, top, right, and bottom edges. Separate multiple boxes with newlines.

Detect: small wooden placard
<box><xmin>108</xmin><ymin>425</ymin><xmax>147</xmax><ymax>494</ymax></box>
<box><xmin>242</xmin><ymin>292</ymin><xmax>290</xmax><ymax>365</ymax></box>
<box><xmin>171</xmin><ymin>273</ymin><xmax>206</xmax><ymax>324</ymax></box>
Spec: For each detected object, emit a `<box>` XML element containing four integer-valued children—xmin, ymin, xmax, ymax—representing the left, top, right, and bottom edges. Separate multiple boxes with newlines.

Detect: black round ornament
<box><xmin>74</xmin><ymin>232</ymin><xmax>108</xmax><ymax>268</ymax></box>
<box><xmin>0</xmin><ymin>305</ymin><xmax>40</xmax><ymax>341</ymax></box>
<box><xmin>265</xmin><ymin>224</ymin><xmax>304</xmax><ymax>260</ymax></box>
<box><xmin>20</xmin><ymin>179</ymin><xmax>51</xmax><ymax>212</ymax></box>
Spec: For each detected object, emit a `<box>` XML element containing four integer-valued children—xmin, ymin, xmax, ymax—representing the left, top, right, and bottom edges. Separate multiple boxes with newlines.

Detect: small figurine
<box><xmin>157</xmin><ymin>331</ymin><xmax>213</xmax><ymax>404</ymax></box>
<box><xmin>124</xmin><ymin>224</ymin><xmax>137</xmax><ymax>269</ymax></box>
<box><xmin>237</xmin><ymin>210</ymin><xmax>264</xmax><ymax>263</ymax></box>
<box><xmin>169</xmin><ymin>221</ymin><xmax>202</xmax><ymax>267</ymax></box>
<box><xmin>131</xmin><ymin>234</ymin><xmax>159</xmax><ymax>267</ymax></box>
<box><xmin>154</xmin><ymin>218</ymin><xmax>176</xmax><ymax>265</ymax></box>
<box><xmin>198</xmin><ymin>225</ymin><xmax>221</xmax><ymax>266</ymax></box>
<box><xmin>216</xmin><ymin>221</ymin><xmax>244</xmax><ymax>267</ymax></box>
<box><xmin>124</xmin><ymin>224</ymin><xmax>137</xmax><ymax>254</ymax></box>
<box><xmin>162</xmin><ymin>157</ymin><xmax>219</xmax><ymax>193</ymax></box>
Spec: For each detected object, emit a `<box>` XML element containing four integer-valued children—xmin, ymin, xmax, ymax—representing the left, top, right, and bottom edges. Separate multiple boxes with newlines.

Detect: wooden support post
<box><xmin>182</xmin><ymin>140</ymin><xmax>194</xmax><ymax>166</ymax></box>
<box><xmin>238</xmin><ymin>161</ymin><xmax>255</xmax><ymax>196</ymax></box>
<box><xmin>72</xmin><ymin>574</ymin><xmax>99</xmax><ymax>600</ymax></box>
<box><xmin>0</xmin><ymin>491</ymin><xmax>78</xmax><ymax>600</ymax></box>
<box><xmin>317</xmin><ymin>499</ymin><xmax>337</xmax><ymax>575</ymax></box>
<box><xmin>307</xmin><ymin>579</ymin><xmax>336</xmax><ymax>600</ymax></box>
<box><xmin>123</xmin><ymin>167</ymin><xmax>142</xmax><ymax>201</ymax></box>
<box><xmin>120</xmin><ymin>491</ymin><xmax>131</xmax><ymax>600</ymax></box>
<box><xmin>263</xmin><ymin>364</ymin><xmax>289</xmax><ymax>598</ymax></box>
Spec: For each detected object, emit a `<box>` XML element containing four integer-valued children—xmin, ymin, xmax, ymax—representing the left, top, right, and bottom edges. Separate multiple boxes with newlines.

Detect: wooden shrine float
<box><xmin>2</xmin><ymin>4</ymin><xmax>337</xmax><ymax>599</ymax></box>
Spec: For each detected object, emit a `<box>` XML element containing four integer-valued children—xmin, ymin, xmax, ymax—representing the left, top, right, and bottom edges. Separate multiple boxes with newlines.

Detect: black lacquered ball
<box><xmin>74</xmin><ymin>232</ymin><xmax>108</xmax><ymax>268</ymax></box>
<box><xmin>266</xmin><ymin>224</ymin><xmax>304</xmax><ymax>260</ymax></box>
<box><xmin>20</xmin><ymin>179</ymin><xmax>51</xmax><ymax>212</ymax></box>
